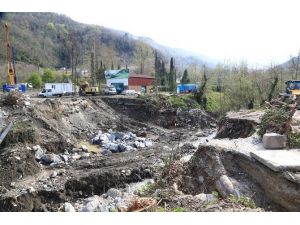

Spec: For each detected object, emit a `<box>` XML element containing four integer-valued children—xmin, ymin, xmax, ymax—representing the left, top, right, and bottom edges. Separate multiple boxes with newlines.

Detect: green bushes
<box><xmin>27</xmin><ymin>72</ymin><xmax>43</xmax><ymax>88</ymax></box>
<box><xmin>257</xmin><ymin>107</ymin><xmax>290</xmax><ymax>138</ymax></box>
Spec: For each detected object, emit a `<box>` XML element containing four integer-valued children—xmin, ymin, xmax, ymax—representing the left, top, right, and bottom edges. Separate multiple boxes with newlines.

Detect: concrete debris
<box><xmin>92</xmin><ymin>130</ymin><xmax>154</xmax><ymax>154</ymax></box>
<box><xmin>262</xmin><ymin>133</ymin><xmax>287</xmax><ymax>149</ymax></box>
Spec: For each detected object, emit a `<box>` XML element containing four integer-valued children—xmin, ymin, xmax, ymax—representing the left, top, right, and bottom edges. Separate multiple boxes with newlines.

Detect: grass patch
<box><xmin>229</xmin><ymin>195</ymin><xmax>256</xmax><ymax>209</ymax></box>
<box><xmin>167</xmin><ymin>94</ymin><xmax>200</xmax><ymax>110</ymax></box>
<box><xmin>1</xmin><ymin>121</ymin><xmax>38</xmax><ymax>148</ymax></box>
<box><xmin>136</xmin><ymin>181</ymin><xmax>156</xmax><ymax>197</ymax></box>
<box><xmin>288</xmin><ymin>132</ymin><xmax>300</xmax><ymax>148</ymax></box>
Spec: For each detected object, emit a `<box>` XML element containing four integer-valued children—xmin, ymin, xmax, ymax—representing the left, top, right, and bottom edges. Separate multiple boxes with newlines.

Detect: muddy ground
<box><xmin>0</xmin><ymin>94</ymin><xmax>297</xmax><ymax>212</ymax></box>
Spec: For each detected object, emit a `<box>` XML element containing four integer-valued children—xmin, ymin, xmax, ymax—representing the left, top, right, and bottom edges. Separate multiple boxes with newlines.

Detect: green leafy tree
<box><xmin>181</xmin><ymin>69</ymin><xmax>190</xmax><ymax>84</ymax></box>
<box><xmin>42</xmin><ymin>69</ymin><xmax>55</xmax><ymax>83</ymax></box>
<box><xmin>27</xmin><ymin>72</ymin><xmax>42</xmax><ymax>88</ymax></box>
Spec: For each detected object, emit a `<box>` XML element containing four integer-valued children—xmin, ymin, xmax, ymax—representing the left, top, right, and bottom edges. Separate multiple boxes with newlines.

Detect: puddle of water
<box><xmin>76</xmin><ymin>141</ymin><xmax>100</xmax><ymax>154</ymax></box>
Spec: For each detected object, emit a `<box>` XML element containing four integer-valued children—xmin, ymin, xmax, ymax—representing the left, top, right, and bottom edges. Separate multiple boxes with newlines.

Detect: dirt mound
<box><xmin>0</xmin><ymin>146</ymin><xmax>41</xmax><ymax>188</ymax></box>
<box><xmin>102</xmin><ymin>96</ymin><xmax>216</xmax><ymax>129</ymax></box>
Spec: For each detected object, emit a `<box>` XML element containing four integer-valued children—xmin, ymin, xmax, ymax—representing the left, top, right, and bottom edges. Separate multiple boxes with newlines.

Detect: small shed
<box><xmin>128</xmin><ymin>74</ymin><xmax>156</xmax><ymax>94</ymax></box>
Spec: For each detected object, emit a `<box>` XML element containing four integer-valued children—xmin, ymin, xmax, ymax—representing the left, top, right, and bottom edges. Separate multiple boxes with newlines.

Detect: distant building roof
<box><xmin>129</xmin><ymin>74</ymin><xmax>155</xmax><ymax>79</ymax></box>
<box><xmin>105</xmin><ymin>69</ymin><xmax>129</xmax><ymax>79</ymax></box>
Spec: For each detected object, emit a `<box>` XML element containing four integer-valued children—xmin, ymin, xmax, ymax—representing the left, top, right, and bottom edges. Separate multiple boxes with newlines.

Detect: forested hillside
<box><xmin>0</xmin><ymin>12</ymin><xmax>160</xmax><ymax>82</ymax></box>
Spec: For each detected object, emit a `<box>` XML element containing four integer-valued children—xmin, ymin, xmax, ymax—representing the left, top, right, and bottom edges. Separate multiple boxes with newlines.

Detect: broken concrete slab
<box><xmin>250</xmin><ymin>150</ymin><xmax>300</xmax><ymax>172</ymax></box>
<box><xmin>262</xmin><ymin>133</ymin><xmax>287</xmax><ymax>149</ymax></box>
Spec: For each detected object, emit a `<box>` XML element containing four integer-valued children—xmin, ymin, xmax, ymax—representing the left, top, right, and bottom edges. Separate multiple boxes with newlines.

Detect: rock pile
<box><xmin>92</xmin><ymin>130</ymin><xmax>154</xmax><ymax>155</ymax></box>
<box><xmin>33</xmin><ymin>145</ymin><xmax>89</xmax><ymax>167</ymax></box>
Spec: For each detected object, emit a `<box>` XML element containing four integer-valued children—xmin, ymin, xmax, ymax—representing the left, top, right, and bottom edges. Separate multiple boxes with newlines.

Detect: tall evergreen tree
<box><xmin>169</xmin><ymin>57</ymin><xmax>176</xmax><ymax>92</ymax></box>
<box><xmin>181</xmin><ymin>69</ymin><xmax>190</xmax><ymax>84</ymax></box>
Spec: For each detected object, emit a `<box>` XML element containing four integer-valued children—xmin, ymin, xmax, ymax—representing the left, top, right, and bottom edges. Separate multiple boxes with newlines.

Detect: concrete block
<box><xmin>250</xmin><ymin>150</ymin><xmax>300</xmax><ymax>171</ymax></box>
<box><xmin>262</xmin><ymin>133</ymin><xmax>287</xmax><ymax>149</ymax></box>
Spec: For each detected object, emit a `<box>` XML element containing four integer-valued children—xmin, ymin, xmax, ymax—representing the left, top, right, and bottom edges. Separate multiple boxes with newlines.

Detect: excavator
<box><xmin>284</xmin><ymin>80</ymin><xmax>300</xmax><ymax>108</ymax></box>
<box><xmin>79</xmin><ymin>81</ymin><xmax>99</xmax><ymax>96</ymax></box>
<box><xmin>3</xmin><ymin>23</ymin><xmax>17</xmax><ymax>92</ymax></box>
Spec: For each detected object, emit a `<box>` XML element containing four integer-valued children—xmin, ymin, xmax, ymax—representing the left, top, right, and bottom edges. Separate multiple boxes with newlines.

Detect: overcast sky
<box><xmin>7</xmin><ymin>0</ymin><xmax>300</xmax><ymax>67</ymax></box>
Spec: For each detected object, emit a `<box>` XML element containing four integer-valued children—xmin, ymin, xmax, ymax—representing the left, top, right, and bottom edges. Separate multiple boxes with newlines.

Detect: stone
<box><xmin>215</xmin><ymin>175</ymin><xmax>235</xmax><ymax>198</ymax></box>
<box><xmin>81</xmin><ymin>153</ymin><xmax>90</xmax><ymax>159</ymax></box>
<box><xmin>80</xmin><ymin>196</ymin><xmax>109</xmax><ymax>212</ymax></box>
<box><xmin>194</xmin><ymin>193</ymin><xmax>216</xmax><ymax>203</ymax></box>
<box><xmin>14</xmin><ymin>156</ymin><xmax>21</xmax><ymax>161</ymax></box>
<box><xmin>50</xmin><ymin>171</ymin><xmax>58</xmax><ymax>178</ymax></box>
<box><xmin>27</xmin><ymin>187</ymin><xmax>35</xmax><ymax>193</ymax></box>
<box><xmin>24</xmin><ymin>101</ymin><xmax>30</xmax><ymax>106</ymax></box>
<box><xmin>125</xmin><ymin>170</ymin><xmax>131</xmax><ymax>176</ymax></box>
<box><xmin>198</xmin><ymin>176</ymin><xmax>204</xmax><ymax>184</ymax></box>
<box><xmin>114</xmin><ymin>132</ymin><xmax>125</xmax><ymax>140</ymax></box>
<box><xmin>81</xmin><ymin>197</ymin><xmax>100</xmax><ymax>212</ymax></box>
<box><xmin>34</xmin><ymin>146</ymin><xmax>45</xmax><ymax>160</ymax></box>
<box><xmin>145</xmin><ymin>140</ymin><xmax>153</xmax><ymax>147</ymax></box>
<box><xmin>64</xmin><ymin>202</ymin><xmax>75</xmax><ymax>212</ymax></box>
<box><xmin>105</xmin><ymin>143</ymin><xmax>119</xmax><ymax>153</ymax></box>
<box><xmin>10</xmin><ymin>182</ymin><xmax>15</xmax><ymax>188</ymax></box>
<box><xmin>101</xmin><ymin>149</ymin><xmax>112</xmax><ymax>155</ymax></box>
<box><xmin>71</xmin><ymin>153</ymin><xmax>82</xmax><ymax>160</ymax></box>
<box><xmin>81</xmin><ymin>145</ymin><xmax>89</xmax><ymax>152</ymax></box>
<box><xmin>262</xmin><ymin>133</ymin><xmax>287</xmax><ymax>149</ymax></box>
<box><xmin>106</xmin><ymin>188</ymin><xmax>122</xmax><ymax>199</ymax></box>
<box><xmin>40</xmin><ymin>154</ymin><xmax>62</xmax><ymax>165</ymax></box>
<box><xmin>250</xmin><ymin>150</ymin><xmax>300</xmax><ymax>172</ymax></box>
<box><xmin>61</xmin><ymin>155</ymin><xmax>69</xmax><ymax>163</ymax></box>
<box><xmin>118</xmin><ymin>144</ymin><xmax>127</xmax><ymax>152</ymax></box>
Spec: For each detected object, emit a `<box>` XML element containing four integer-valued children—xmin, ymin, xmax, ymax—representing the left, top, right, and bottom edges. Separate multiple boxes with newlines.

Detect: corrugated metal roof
<box><xmin>129</xmin><ymin>74</ymin><xmax>155</xmax><ymax>79</ymax></box>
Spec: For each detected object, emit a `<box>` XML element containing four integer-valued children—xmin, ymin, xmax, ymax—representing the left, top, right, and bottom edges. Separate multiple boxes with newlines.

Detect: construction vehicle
<box><xmin>3</xmin><ymin>23</ymin><xmax>16</xmax><ymax>92</ymax></box>
<box><xmin>283</xmin><ymin>80</ymin><xmax>300</xmax><ymax>107</ymax></box>
<box><xmin>2</xmin><ymin>23</ymin><xmax>26</xmax><ymax>92</ymax></box>
<box><xmin>79</xmin><ymin>81</ymin><xmax>99</xmax><ymax>96</ymax></box>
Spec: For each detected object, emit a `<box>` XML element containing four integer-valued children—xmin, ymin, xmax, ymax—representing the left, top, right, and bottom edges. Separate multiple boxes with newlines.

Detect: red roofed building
<box><xmin>128</xmin><ymin>74</ymin><xmax>156</xmax><ymax>94</ymax></box>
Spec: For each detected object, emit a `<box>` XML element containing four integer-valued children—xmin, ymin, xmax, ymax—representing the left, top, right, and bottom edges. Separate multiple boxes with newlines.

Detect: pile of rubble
<box><xmin>63</xmin><ymin>180</ymin><xmax>157</xmax><ymax>212</ymax></box>
<box><xmin>91</xmin><ymin>130</ymin><xmax>154</xmax><ymax>155</ymax></box>
<box><xmin>34</xmin><ymin>145</ymin><xmax>91</xmax><ymax>167</ymax></box>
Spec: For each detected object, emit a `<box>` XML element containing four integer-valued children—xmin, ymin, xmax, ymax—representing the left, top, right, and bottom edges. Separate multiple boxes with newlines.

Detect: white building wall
<box><xmin>106</xmin><ymin>78</ymin><xmax>128</xmax><ymax>86</ymax></box>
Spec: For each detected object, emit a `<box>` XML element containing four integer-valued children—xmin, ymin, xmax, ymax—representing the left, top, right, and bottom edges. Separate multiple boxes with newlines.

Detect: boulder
<box><xmin>263</xmin><ymin>133</ymin><xmax>287</xmax><ymax>149</ymax></box>
<box><xmin>64</xmin><ymin>202</ymin><xmax>75</xmax><ymax>212</ymax></box>
<box><xmin>106</xmin><ymin>188</ymin><xmax>122</xmax><ymax>199</ymax></box>
<box><xmin>105</xmin><ymin>143</ymin><xmax>119</xmax><ymax>153</ymax></box>
<box><xmin>215</xmin><ymin>175</ymin><xmax>235</xmax><ymax>198</ymax></box>
<box><xmin>80</xmin><ymin>196</ymin><xmax>109</xmax><ymax>212</ymax></box>
<box><xmin>81</xmin><ymin>145</ymin><xmax>89</xmax><ymax>152</ymax></box>
<box><xmin>34</xmin><ymin>145</ymin><xmax>45</xmax><ymax>160</ymax></box>
<box><xmin>118</xmin><ymin>144</ymin><xmax>127</xmax><ymax>152</ymax></box>
<box><xmin>40</xmin><ymin>154</ymin><xmax>62</xmax><ymax>165</ymax></box>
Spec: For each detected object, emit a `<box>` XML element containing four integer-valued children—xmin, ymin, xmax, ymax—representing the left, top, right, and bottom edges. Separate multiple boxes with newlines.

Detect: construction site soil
<box><xmin>0</xmin><ymin>95</ymin><xmax>297</xmax><ymax>212</ymax></box>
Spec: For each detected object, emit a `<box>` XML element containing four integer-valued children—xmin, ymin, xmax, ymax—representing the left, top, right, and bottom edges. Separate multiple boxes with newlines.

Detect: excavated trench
<box><xmin>167</xmin><ymin>145</ymin><xmax>300</xmax><ymax>211</ymax></box>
